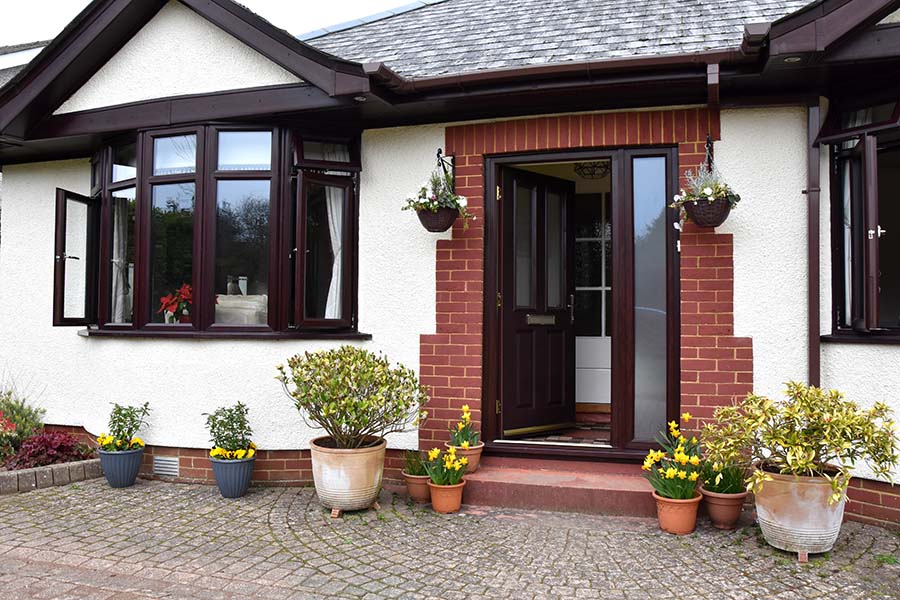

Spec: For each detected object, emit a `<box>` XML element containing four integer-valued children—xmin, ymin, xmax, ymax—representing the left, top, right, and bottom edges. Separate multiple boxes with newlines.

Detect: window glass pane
<box><xmin>153</xmin><ymin>135</ymin><xmax>196</xmax><ymax>176</ymax></box>
<box><xmin>112</xmin><ymin>143</ymin><xmax>137</xmax><ymax>182</ymax></box>
<box><xmin>546</xmin><ymin>191</ymin><xmax>563</xmax><ymax>308</ymax></box>
<box><xmin>575</xmin><ymin>291</ymin><xmax>603</xmax><ymax>336</ymax></box>
<box><xmin>632</xmin><ymin>156</ymin><xmax>668</xmax><ymax>441</ymax></box>
<box><xmin>575</xmin><ymin>242</ymin><xmax>604</xmax><ymax>287</ymax></box>
<box><xmin>63</xmin><ymin>198</ymin><xmax>89</xmax><ymax>320</ymax></box>
<box><xmin>214</xmin><ymin>180</ymin><xmax>270</xmax><ymax>325</ymax></box>
<box><xmin>878</xmin><ymin>147</ymin><xmax>900</xmax><ymax>328</ymax></box>
<box><xmin>109</xmin><ymin>187</ymin><xmax>136</xmax><ymax>324</ymax></box>
<box><xmin>841</xmin><ymin>103</ymin><xmax>896</xmax><ymax>130</ymax></box>
<box><xmin>515</xmin><ymin>184</ymin><xmax>534</xmax><ymax>307</ymax></box>
<box><xmin>840</xmin><ymin>159</ymin><xmax>855</xmax><ymax>328</ymax></box>
<box><xmin>218</xmin><ymin>131</ymin><xmax>272</xmax><ymax>171</ymax></box>
<box><xmin>303</xmin><ymin>141</ymin><xmax>350</xmax><ymax>163</ymax></box>
<box><xmin>305</xmin><ymin>183</ymin><xmax>345</xmax><ymax>320</ymax></box>
<box><xmin>151</xmin><ymin>183</ymin><xmax>194</xmax><ymax>323</ymax></box>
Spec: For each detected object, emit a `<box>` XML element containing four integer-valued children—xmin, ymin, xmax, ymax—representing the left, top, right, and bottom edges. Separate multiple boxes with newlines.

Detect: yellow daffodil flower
<box><xmin>447</xmin><ymin>446</ymin><xmax>456</xmax><ymax>456</ymax></box>
<box><xmin>459</xmin><ymin>457</ymin><xmax>468</xmax><ymax>466</ymax></box>
<box><xmin>665</xmin><ymin>467</ymin><xmax>677</xmax><ymax>479</ymax></box>
<box><xmin>690</xmin><ymin>436</ymin><xmax>698</xmax><ymax>444</ymax></box>
<box><xmin>461</xmin><ymin>404</ymin><xmax>470</xmax><ymax>413</ymax></box>
<box><xmin>457</xmin><ymin>422</ymin><xmax>465</xmax><ymax>431</ymax></box>
<box><xmin>461</xmin><ymin>441</ymin><xmax>470</xmax><ymax>450</ymax></box>
<box><xmin>463</xmin><ymin>412</ymin><xmax>471</xmax><ymax>424</ymax></box>
<box><xmin>689</xmin><ymin>472</ymin><xmax>699</xmax><ymax>482</ymax></box>
<box><xmin>677</xmin><ymin>470</ymin><xmax>687</xmax><ymax>480</ymax></box>
<box><xmin>689</xmin><ymin>455</ymin><xmax>700</xmax><ymax>466</ymax></box>
<box><xmin>681</xmin><ymin>412</ymin><xmax>692</xmax><ymax>423</ymax></box>
<box><xmin>428</xmin><ymin>448</ymin><xmax>441</xmax><ymax>461</ymax></box>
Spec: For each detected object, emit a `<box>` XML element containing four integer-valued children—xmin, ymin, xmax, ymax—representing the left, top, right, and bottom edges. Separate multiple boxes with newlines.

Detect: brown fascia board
<box><xmin>769</xmin><ymin>0</ymin><xmax>900</xmax><ymax>55</ymax></box>
<box><xmin>364</xmin><ymin>47</ymin><xmax>755</xmax><ymax>96</ymax></box>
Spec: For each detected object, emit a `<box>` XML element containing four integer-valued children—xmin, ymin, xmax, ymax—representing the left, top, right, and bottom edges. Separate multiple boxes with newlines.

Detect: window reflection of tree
<box><xmin>150</xmin><ymin>184</ymin><xmax>194</xmax><ymax>321</ymax></box>
<box><xmin>216</xmin><ymin>193</ymin><xmax>269</xmax><ymax>296</ymax></box>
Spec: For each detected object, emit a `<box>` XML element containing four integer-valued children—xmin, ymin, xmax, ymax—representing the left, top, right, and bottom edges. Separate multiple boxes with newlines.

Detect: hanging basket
<box><xmin>684</xmin><ymin>197</ymin><xmax>732</xmax><ymax>228</ymax></box>
<box><xmin>416</xmin><ymin>207</ymin><xmax>459</xmax><ymax>233</ymax></box>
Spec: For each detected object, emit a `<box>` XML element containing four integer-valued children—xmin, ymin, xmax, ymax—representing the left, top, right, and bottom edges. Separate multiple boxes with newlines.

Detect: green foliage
<box><xmin>423</xmin><ymin>447</ymin><xmax>466</xmax><ymax>485</ymax></box>
<box><xmin>277</xmin><ymin>346</ymin><xmax>429</xmax><ymax>449</ymax></box>
<box><xmin>204</xmin><ymin>402</ymin><xmax>253</xmax><ymax>452</ymax></box>
<box><xmin>643</xmin><ymin>417</ymin><xmax>702</xmax><ymax>499</ymax></box>
<box><xmin>0</xmin><ymin>389</ymin><xmax>45</xmax><ymax>452</ymax></box>
<box><xmin>448</xmin><ymin>405</ymin><xmax>480</xmax><ymax>447</ymax></box>
<box><xmin>402</xmin><ymin>168</ymin><xmax>474</xmax><ymax>229</ymax></box>
<box><xmin>403</xmin><ymin>450</ymin><xmax>427</xmax><ymax>476</ymax></box>
<box><xmin>670</xmin><ymin>164</ymin><xmax>741</xmax><ymax>212</ymax></box>
<box><xmin>700</xmin><ymin>461</ymin><xmax>746</xmax><ymax>494</ymax></box>
<box><xmin>702</xmin><ymin>382</ymin><xmax>900</xmax><ymax>502</ymax></box>
<box><xmin>98</xmin><ymin>402</ymin><xmax>150</xmax><ymax>451</ymax></box>
<box><xmin>875</xmin><ymin>554</ymin><xmax>898</xmax><ymax>565</ymax></box>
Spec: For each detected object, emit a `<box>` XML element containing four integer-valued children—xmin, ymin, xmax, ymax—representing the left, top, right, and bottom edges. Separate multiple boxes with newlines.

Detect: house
<box><xmin>0</xmin><ymin>0</ymin><xmax>898</xmax><ymax>526</ymax></box>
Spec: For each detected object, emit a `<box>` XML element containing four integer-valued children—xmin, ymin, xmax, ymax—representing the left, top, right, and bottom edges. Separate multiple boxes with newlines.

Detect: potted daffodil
<box><xmin>96</xmin><ymin>402</ymin><xmax>150</xmax><ymax>488</ymax></box>
<box><xmin>423</xmin><ymin>446</ymin><xmax>468</xmax><ymax>513</ymax></box>
<box><xmin>642</xmin><ymin>413</ymin><xmax>703</xmax><ymax>535</ymax></box>
<box><xmin>446</xmin><ymin>404</ymin><xmax>484</xmax><ymax>472</ymax></box>
<box><xmin>205</xmin><ymin>401</ymin><xmax>257</xmax><ymax>498</ymax></box>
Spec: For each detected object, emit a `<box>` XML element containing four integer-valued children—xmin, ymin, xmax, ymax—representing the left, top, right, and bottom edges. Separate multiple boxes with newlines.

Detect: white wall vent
<box><xmin>153</xmin><ymin>456</ymin><xmax>180</xmax><ymax>477</ymax></box>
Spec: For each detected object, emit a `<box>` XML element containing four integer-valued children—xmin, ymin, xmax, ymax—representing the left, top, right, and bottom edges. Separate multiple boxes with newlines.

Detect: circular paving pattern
<box><xmin>0</xmin><ymin>479</ymin><xmax>897</xmax><ymax>599</ymax></box>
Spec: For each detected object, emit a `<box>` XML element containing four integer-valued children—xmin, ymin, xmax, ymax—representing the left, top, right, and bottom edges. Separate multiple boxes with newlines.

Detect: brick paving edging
<box><xmin>0</xmin><ymin>459</ymin><xmax>102</xmax><ymax>495</ymax></box>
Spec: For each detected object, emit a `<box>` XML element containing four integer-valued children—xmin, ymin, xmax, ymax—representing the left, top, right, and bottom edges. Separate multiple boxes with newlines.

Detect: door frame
<box><xmin>482</xmin><ymin>146</ymin><xmax>681</xmax><ymax>461</ymax></box>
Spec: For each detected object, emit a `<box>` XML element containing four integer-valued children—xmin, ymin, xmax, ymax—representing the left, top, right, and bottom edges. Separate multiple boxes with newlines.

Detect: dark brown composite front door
<box><xmin>500</xmin><ymin>168</ymin><xmax>576</xmax><ymax>435</ymax></box>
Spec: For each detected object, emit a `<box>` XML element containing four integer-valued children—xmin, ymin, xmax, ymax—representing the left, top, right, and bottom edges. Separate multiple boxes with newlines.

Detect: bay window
<box><xmin>53</xmin><ymin>126</ymin><xmax>362</xmax><ymax>337</ymax></box>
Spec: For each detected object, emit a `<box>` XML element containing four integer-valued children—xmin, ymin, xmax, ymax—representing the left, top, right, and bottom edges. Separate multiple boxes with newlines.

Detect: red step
<box><xmin>463</xmin><ymin>456</ymin><xmax>655</xmax><ymax>517</ymax></box>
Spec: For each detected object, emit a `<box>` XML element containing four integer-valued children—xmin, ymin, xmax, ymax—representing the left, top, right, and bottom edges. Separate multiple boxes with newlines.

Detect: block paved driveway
<box><xmin>0</xmin><ymin>479</ymin><xmax>898</xmax><ymax>599</ymax></box>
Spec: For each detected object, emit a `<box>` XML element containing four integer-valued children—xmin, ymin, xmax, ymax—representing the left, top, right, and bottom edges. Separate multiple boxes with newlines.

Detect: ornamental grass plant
<box><xmin>205</xmin><ymin>401</ymin><xmax>256</xmax><ymax>460</ymax></box>
<box><xmin>278</xmin><ymin>346</ymin><xmax>428</xmax><ymax>449</ymax></box>
<box><xmin>642</xmin><ymin>413</ymin><xmax>702</xmax><ymax>499</ymax></box>
<box><xmin>96</xmin><ymin>402</ymin><xmax>149</xmax><ymax>451</ymax></box>
<box><xmin>702</xmin><ymin>382</ymin><xmax>900</xmax><ymax>503</ymax></box>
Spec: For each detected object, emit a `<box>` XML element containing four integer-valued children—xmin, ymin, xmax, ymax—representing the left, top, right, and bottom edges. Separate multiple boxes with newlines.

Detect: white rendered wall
<box><xmin>0</xmin><ymin>124</ymin><xmax>446</xmax><ymax>450</ymax></box>
<box><xmin>55</xmin><ymin>1</ymin><xmax>301</xmax><ymax>114</ymax></box>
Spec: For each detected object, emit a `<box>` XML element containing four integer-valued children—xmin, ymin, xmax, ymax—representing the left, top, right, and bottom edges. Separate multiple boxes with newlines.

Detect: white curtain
<box><xmin>323</xmin><ymin>144</ymin><xmax>350</xmax><ymax>319</ymax></box>
<box><xmin>110</xmin><ymin>196</ymin><xmax>132</xmax><ymax>322</ymax></box>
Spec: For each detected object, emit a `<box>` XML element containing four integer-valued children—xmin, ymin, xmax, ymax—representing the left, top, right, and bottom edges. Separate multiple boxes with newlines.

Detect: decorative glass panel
<box><xmin>63</xmin><ymin>198</ymin><xmax>89</xmax><ymax>320</ymax></box>
<box><xmin>878</xmin><ymin>147</ymin><xmax>900</xmax><ymax>328</ymax></box>
<box><xmin>575</xmin><ymin>242</ymin><xmax>604</xmax><ymax>287</ymax></box>
<box><xmin>112</xmin><ymin>143</ymin><xmax>137</xmax><ymax>182</ymax></box>
<box><xmin>305</xmin><ymin>183</ymin><xmax>345</xmax><ymax>320</ymax></box>
<box><xmin>214</xmin><ymin>180</ymin><xmax>270</xmax><ymax>325</ymax></box>
<box><xmin>109</xmin><ymin>187</ymin><xmax>136</xmax><ymax>324</ymax></box>
<box><xmin>303</xmin><ymin>141</ymin><xmax>350</xmax><ymax>162</ymax></box>
<box><xmin>153</xmin><ymin>135</ymin><xmax>196</xmax><ymax>176</ymax></box>
<box><xmin>150</xmin><ymin>183</ymin><xmax>195</xmax><ymax>323</ymax></box>
<box><xmin>515</xmin><ymin>184</ymin><xmax>534</xmax><ymax>307</ymax></box>
<box><xmin>546</xmin><ymin>191</ymin><xmax>563</xmax><ymax>308</ymax></box>
<box><xmin>632</xmin><ymin>157</ymin><xmax>668</xmax><ymax>441</ymax></box>
<box><xmin>218</xmin><ymin>131</ymin><xmax>272</xmax><ymax>171</ymax></box>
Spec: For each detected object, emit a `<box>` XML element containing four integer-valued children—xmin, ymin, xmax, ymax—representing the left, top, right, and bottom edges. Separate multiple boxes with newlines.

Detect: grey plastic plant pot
<box><xmin>210</xmin><ymin>456</ymin><xmax>256</xmax><ymax>498</ymax></box>
<box><xmin>98</xmin><ymin>448</ymin><xmax>144</xmax><ymax>488</ymax></box>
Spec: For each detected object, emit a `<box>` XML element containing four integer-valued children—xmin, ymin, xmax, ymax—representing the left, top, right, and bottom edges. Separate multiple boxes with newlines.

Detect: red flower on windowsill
<box><xmin>157</xmin><ymin>283</ymin><xmax>194</xmax><ymax>322</ymax></box>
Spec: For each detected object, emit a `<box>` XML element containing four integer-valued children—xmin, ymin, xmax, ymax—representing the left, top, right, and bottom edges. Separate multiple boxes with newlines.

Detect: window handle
<box><xmin>568</xmin><ymin>293</ymin><xmax>575</xmax><ymax>324</ymax></box>
<box><xmin>55</xmin><ymin>253</ymin><xmax>80</xmax><ymax>262</ymax></box>
<box><xmin>869</xmin><ymin>226</ymin><xmax>888</xmax><ymax>239</ymax></box>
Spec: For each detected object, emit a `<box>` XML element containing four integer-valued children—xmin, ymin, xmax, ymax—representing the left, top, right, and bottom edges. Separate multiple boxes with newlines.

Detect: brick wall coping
<box><xmin>0</xmin><ymin>458</ymin><xmax>102</xmax><ymax>495</ymax></box>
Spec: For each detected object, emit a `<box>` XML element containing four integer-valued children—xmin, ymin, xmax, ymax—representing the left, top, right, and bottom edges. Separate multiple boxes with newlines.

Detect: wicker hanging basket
<box><xmin>416</xmin><ymin>207</ymin><xmax>459</xmax><ymax>233</ymax></box>
<box><xmin>684</xmin><ymin>197</ymin><xmax>732</xmax><ymax>228</ymax></box>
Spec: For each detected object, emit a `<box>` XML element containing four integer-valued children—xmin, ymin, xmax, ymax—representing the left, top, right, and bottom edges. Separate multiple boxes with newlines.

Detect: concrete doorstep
<box><xmin>0</xmin><ymin>459</ymin><xmax>102</xmax><ymax>495</ymax></box>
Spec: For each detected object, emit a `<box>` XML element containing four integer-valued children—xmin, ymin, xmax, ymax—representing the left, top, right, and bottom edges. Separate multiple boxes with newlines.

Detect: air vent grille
<box><xmin>153</xmin><ymin>456</ymin><xmax>180</xmax><ymax>477</ymax></box>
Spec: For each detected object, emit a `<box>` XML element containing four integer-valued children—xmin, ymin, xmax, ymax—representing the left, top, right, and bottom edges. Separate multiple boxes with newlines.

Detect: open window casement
<box><xmin>53</xmin><ymin>188</ymin><xmax>99</xmax><ymax>326</ymax></box>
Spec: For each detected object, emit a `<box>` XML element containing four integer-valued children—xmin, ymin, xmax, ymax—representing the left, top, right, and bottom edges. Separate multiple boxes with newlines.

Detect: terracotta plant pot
<box><xmin>652</xmin><ymin>491</ymin><xmax>702</xmax><ymax>535</ymax></box>
<box><xmin>684</xmin><ymin>197</ymin><xmax>732</xmax><ymax>228</ymax></box>
<box><xmin>444</xmin><ymin>441</ymin><xmax>485</xmax><ymax>472</ymax></box>
<box><xmin>428</xmin><ymin>480</ymin><xmax>466</xmax><ymax>513</ymax></box>
<box><xmin>754</xmin><ymin>470</ymin><xmax>846</xmax><ymax>555</ymax></box>
<box><xmin>700</xmin><ymin>486</ymin><xmax>748</xmax><ymax>530</ymax></box>
<box><xmin>416</xmin><ymin>207</ymin><xmax>459</xmax><ymax>232</ymax></box>
<box><xmin>309</xmin><ymin>436</ymin><xmax>386</xmax><ymax>511</ymax></box>
<box><xmin>402</xmin><ymin>471</ymin><xmax>432</xmax><ymax>503</ymax></box>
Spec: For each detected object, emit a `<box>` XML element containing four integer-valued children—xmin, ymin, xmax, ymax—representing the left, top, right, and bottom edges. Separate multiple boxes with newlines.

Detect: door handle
<box><xmin>568</xmin><ymin>293</ymin><xmax>575</xmax><ymax>324</ymax></box>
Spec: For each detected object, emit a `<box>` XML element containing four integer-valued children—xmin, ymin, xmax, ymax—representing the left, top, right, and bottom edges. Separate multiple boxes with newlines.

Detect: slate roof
<box><xmin>307</xmin><ymin>0</ymin><xmax>812</xmax><ymax>79</ymax></box>
<box><xmin>0</xmin><ymin>40</ymin><xmax>50</xmax><ymax>56</ymax></box>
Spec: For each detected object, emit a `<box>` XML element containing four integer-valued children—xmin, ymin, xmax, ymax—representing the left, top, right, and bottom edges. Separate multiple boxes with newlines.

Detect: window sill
<box><xmin>821</xmin><ymin>333</ymin><xmax>900</xmax><ymax>346</ymax></box>
<box><xmin>77</xmin><ymin>328</ymin><xmax>373</xmax><ymax>341</ymax></box>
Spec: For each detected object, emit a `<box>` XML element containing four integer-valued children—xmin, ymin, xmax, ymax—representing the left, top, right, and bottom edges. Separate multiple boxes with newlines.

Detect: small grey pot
<box><xmin>210</xmin><ymin>456</ymin><xmax>256</xmax><ymax>498</ymax></box>
<box><xmin>98</xmin><ymin>448</ymin><xmax>144</xmax><ymax>488</ymax></box>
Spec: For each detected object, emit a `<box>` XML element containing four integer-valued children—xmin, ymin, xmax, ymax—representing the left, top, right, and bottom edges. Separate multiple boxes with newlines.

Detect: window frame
<box><xmin>53</xmin><ymin>188</ymin><xmax>100</xmax><ymax>326</ymax></box>
<box><xmin>61</xmin><ymin>126</ymin><xmax>364</xmax><ymax>338</ymax></box>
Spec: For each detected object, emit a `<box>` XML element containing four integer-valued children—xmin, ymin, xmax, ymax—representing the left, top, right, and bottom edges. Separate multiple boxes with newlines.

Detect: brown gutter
<box><xmin>364</xmin><ymin>45</ymin><xmax>761</xmax><ymax>95</ymax></box>
<box><xmin>807</xmin><ymin>104</ymin><xmax>822</xmax><ymax>387</ymax></box>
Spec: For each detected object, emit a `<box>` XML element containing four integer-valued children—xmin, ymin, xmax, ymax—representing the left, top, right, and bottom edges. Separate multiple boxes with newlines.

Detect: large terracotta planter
<box><xmin>428</xmin><ymin>480</ymin><xmax>466</xmax><ymax>513</ymax></box>
<box><xmin>700</xmin><ymin>486</ymin><xmax>748</xmax><ymax>530</ymax></box>
<box><xmin>402</xmin><ymin>471</ymin><xmax>432</xmax><ymax>503</ymax></box>
<box><xmin>652</xmin><ymin>491</ymin><xmax>702</xmax><ymax>535</ymax></box>
<box><xmin>754</xmin><ymin>471</ymin><xmax>846</xmax><ymax>555</ymax></box>
<box><xmin>309</xmin><ymin>436</ymin><xmax>386</xmax><ymax>511</ymax></box>
<box><xmin>444</xmin><ymin>442</ymin><xmax>485</xmax><ymax>472</ymax></box>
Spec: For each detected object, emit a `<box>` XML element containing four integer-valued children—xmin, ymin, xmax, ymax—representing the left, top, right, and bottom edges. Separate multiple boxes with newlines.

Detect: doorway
<box><xmin>485</xmin><ymin>148</ymin><xmax>680</xmax><ymax>456</ymax></box>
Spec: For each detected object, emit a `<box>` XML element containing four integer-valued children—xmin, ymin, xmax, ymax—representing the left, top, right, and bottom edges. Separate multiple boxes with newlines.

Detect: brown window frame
<box><xmin>54</xmin><ymin>126</ymin><xmax>364</xmax><ymax>339</ymax></box>
<box><xmin>53</xmin><ymin>188</ymin><xmax>100</xmax><ymax>326</ymax></box>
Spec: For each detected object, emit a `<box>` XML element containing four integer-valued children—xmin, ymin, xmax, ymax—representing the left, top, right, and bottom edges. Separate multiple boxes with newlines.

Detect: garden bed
<box><xmin>0</xmin><ymin>459</ymin><xmax>102</xmax><ymax>495</ymax></box>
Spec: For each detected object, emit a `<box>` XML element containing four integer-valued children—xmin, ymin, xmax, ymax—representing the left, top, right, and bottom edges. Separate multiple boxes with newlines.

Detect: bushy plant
<box><xmin>423</xmin><ymin>446</ymin><xmax>467</xmax><ymax>486</ymax></box>
<box><xmin>642</xmin><ymin>413</ymin><xmax>702</xmax><ymax>499</ymax></box>
<box><xmin>96</xmin><ymin>402</ymin><xmax>150</xmax><ymax>452</ymax></box>
<box><xmin>205</xmin><ymin>402</ymin><xmax>256</xmax><ymax>460</ymax></box>
<box><xmin>4</xmin><ymin>432</ymin><xmax>93</xmax><ymax>470</ymax></box>
<box><xmin>0</xmin><ymin>411</ymin><xmax>16</xmax><ymax>461</ymax></box>
<box><xmin>404</xmin><ymin>450</ymin><xmax>427</xmax><ymax>476</ymax></box>
<box><xmin>670</xmin><ymin>164</ymin><xmax>741</xmax><ymax>213</ymax></box>
<box><xmin>702</xmin><ymin>382</ymin><xmax>900</xmax><ymax>503</ymax></box>
<box><xmin>0</xmin><ymin>389</ymin><xmax>45</xmax><ymax>451</ymax></box>
<box><xmin>402</xmin><ymin>169</ymin><xmax>474</xmax><ymax>229</ymax></box>
<box><xmin>448</xmin><ymin>404</ymin><xmax>480</xmax><ymax>448</ymax></box>
<box><xmin>277</xmin><ymin>346</ymin><xmax>428</xmax><ymax>449</ymax></box>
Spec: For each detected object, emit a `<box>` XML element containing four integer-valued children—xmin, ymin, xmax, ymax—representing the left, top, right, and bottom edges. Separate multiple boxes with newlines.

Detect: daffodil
<box><xmin>677</xmin><ymin>470</ymin><xmax>687</xmax><ymax>480</ymax></box>
<box><xmin>681</xmin><ymin>412</ymin><xmax>692</xmax><ymax>423</ymax></box>
<box><xmin>689</xmin><ymin>472</ymin><xmax>699</xmax><ymax>482</ymax></box>
<box><xmin>459</xmin><ymin>457</ymin><xmax>468</xmax><ymax>466</ymax></box>
<box><xmin>457</xmin><ymin>422</ymin><xmax>465</xmax><ymax>431</ymax></box>
<box><xmin>665</xmin><ymin>467</ymin><xmax>678</xmax><ymax>479</ymax></box>
<box><xmin>461</xmin><ymin>441</ymin><xmax>470</xmax><ymax>450</ymax></box>
<box><xmin>428</xmin><ymin>448</ymin><xmax>441</xmax><ymax>461</ymax></box>
<box><xmin>689</xmin><ymin>455</ymin><xmax>700</xmax><ymax>466</ymax></box>
<box><xmin>447</xmin><ymin>445</ymin><xmax>456</xmax><ymax>456</ymax></box>
<box><xmin>461</xmin><ymin>404</ymin><xmax>470</xmax><ymax>413</ymax></box>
